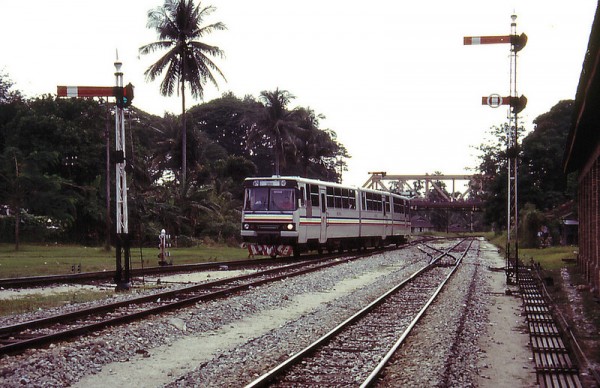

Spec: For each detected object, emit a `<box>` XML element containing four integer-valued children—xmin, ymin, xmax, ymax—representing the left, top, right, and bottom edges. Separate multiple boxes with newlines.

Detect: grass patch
<box><xmin>0</xmin><ymin>243</ymin><xmax>247</xmax><ymax>278</ymax></box>
<box><xmin>0</xmin><ymin>289</ymin><xmax>115</xmax><ymax>316</ymax></box>
<box><xmin>519</xmin><ymin>246</ymin><xmax>579</xmax><ymax>270</ymax></box>
<box><xmin>481</xmin><ymin>232</ymin><xmax>577</xmax><ymax>270</ymax></box>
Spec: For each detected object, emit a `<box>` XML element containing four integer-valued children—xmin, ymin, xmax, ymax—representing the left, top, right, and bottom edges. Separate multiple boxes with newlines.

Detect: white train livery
<box><xmin>241</xmin><ymin>177</ymin><xmax>411</xmax><ymax>257</ymax></box>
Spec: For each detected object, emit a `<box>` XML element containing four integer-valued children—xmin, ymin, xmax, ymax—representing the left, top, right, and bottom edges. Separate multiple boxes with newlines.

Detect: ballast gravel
<box><xmin>0</xmin><ymin>239</ymin><xmax>535</xmax><ymax>387</ymax></box>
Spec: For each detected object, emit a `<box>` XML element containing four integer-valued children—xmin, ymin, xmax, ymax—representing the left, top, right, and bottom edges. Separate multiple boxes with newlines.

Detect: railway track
<box><xmin>245</xmin><ymin>238</ymin><xmax>476</xmax><ymax>387</ymax></box>
<box><xmin>0</xmin><ymin>256</ymin><xmax>306</xmax><ymax>289</ymax></box>
<box><xmin>0</xmin><ymin>245</ymin><xmax>423</xmax><ymax>356</ymax></box>
<box><xmin>0</xmin><ymin>240</ymin><xmax>440</xmax><ymax>289</ymax></box>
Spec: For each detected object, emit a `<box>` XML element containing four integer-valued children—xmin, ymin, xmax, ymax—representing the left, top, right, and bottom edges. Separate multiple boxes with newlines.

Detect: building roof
<box><xmin>564</xmin><ymin>3</ymin><xmax>600</xmax><ymax>174</ymax></box>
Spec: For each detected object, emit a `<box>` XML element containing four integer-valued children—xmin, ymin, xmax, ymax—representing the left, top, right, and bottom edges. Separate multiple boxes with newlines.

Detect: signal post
<box><xmin>57</xmin><ymin>59</ymin><xmax>134</xmax><ymax>290</ymax></box>
<box><xmin>465</xmin><ymin>14</ymin><xmax>527</xmax><ymax>283</ymax></box>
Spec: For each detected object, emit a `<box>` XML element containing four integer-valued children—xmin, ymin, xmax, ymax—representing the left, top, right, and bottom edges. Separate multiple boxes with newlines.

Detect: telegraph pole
<box><xmin>465</xmin><ymin>14</ymin><xmax>527</xmax><ymax>284</ymax></box>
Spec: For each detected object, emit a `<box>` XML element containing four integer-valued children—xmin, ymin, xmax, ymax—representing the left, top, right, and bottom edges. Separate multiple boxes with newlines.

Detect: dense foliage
<box><xmin>0</xmin><ymin>73</ymin><xmax>347</xmax><ymax>248</ymax></box>
<box><xmin>473</xmin><ymin>100</ymin><xmax>577</xmax><ymax>246</ymax></box>
<box><xmin>0</xmin><ymin>62</ymin><xmax>577</xmax><ymax>250</ymax></box>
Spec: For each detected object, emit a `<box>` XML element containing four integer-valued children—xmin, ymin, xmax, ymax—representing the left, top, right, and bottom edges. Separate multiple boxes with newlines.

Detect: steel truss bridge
<box><xmin>362</xmin><ymin>172</ymin><xmax>484</xmax><ymax>211</ymax></box>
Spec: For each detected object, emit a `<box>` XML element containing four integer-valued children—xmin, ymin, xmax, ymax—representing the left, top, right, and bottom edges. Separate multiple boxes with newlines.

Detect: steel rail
<box><xmin>360</xmin><ymin>238</ymin><xmax>475</xmax><ymax>387</ymax></box>
<box><xmin>0</xmin><ymin>236</ymin><xmax>444</xmax><ymax>289</ymax></box>
<box><xmin>0</xmin><ymin>256</ymin><xmax>316</xmax><ymax>289</ymax></box>
<box><xmin>0</xmin><ymin>247</ymin><xmax>404</xmax><ymax>355</ymax></box>
<box><xmin>0</xmin><ymin>241</ymin><xmax>430</xmax><ymax>289</ymax></box>
<box><xmin>244</xmin><ymin>238</ymin><xmax>471</xmax><ymax>388</ymax></box>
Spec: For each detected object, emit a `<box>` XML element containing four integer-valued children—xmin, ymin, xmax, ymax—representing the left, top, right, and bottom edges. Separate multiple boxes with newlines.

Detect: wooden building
<box><xmin>563</xmin><ymin>3</ymin><xmax>600</xmax><ymax>294</ymax></box>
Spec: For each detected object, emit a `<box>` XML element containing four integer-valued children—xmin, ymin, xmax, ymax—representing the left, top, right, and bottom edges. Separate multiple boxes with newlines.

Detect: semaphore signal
<box><xmin>56</xmin><ymin>56</ymin><xmax>135</xmax><ymax>291</ymax></box>
<box><xmin>464</xmin><ymin>14</ymin><xmax>527</xmax><ymax>284</ymax></box>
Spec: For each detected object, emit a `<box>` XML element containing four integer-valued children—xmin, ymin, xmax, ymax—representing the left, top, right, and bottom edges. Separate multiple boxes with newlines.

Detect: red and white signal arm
<box><xmin>482</xmin><ymin>94</ymin><xmax>510</xmax><ymax>108</ymax></box>
<box><xmin>464</xmin><ymin>35</ymin><xmax>511</xmax><ymax>45</ymax></box>
<box><xmin>57</xmin><ymin>86</ymin><xmax>115</xmax><ymax>98</ymax></box>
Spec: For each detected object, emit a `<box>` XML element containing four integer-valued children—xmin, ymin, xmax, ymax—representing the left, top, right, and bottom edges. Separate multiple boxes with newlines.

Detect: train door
<box><xmin>383</xmin><ymin>195</ymin><xmax>391</xmax><ymax>238</ymax></box>
<box><xmin>319</xmin><ymin>189</ymin><xmax>327</xmax><ymax>243</ymax></box>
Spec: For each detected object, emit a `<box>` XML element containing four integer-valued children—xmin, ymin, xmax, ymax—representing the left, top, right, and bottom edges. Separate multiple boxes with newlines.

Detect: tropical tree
<box><xmin>139</xmin><ymin>0</ymin><xmax>226</xmax><ymax>188</ymax></box>
<box><xmin>188</xmin><ymin>92</ymin><xmax>255</xmax><ymax>158</ymax></box>
<box><xmin>288</xmin><ymin>107</ymin><xmax>349</xmax><ymax>181</ymax></box>
<box><xmin>0</xmin><ymin>145</ymin><xmax>76</xmax><ymax>250</ymax></box>
<box><xmin>520</xmin><ymin>100</ymin><xmax>575</xmax><ymax>210</ymax></box>
<box><xmin>246</xmin><ymin>88</ymin><xmax>300</xmax><ymax>176</ymax></box>
<box><xmin>0</xmin><ymin>71</ymin><xmax>21</xmax><ymax>104</ymax></box>
<box><xmin>474</xmin><ymin>100</ymin><xmax>574</xmax><ymax>232</ymax></box>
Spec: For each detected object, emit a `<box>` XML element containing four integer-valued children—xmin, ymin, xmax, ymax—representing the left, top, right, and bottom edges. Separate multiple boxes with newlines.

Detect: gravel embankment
<box><xmin>0</xmin><ymin>239</ymin><xmax>535</xmax><ymax>387</ymax></box>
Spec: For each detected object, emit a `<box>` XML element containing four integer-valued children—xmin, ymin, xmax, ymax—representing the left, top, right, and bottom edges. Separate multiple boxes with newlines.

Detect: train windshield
<box><xmin>244</xmin><ymin>188</ymin><xmax>296</xmax><ymax>211</ymax></box>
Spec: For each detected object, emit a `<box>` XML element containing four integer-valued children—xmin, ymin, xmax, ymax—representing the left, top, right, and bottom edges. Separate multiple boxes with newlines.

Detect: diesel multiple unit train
<box><xmin>241</xmin><ymin>176</ymin><xmax>411</xmax><ymax>257</ymax></box>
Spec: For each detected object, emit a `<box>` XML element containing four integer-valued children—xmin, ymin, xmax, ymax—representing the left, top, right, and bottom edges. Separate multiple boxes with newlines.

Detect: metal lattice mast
<box><xmin>506</xmin><ymin>14</ymin><xmax>519</xmax><ymax>282</ymax></box>
<box><xmin>56</xmin><ymin>56</ymin><xmax>135</xmax><ymax>291</ymax></box>
<box><xmin>114</xmin><ymin>57</ymin><xmax>131</xmax><ymax>290</ymax></box>
<box><xmin>506</xmin><ymin>14</ymin><xmax>528</xmax><ymax>283</ymax></box>
<box><xmin>114</xmin><ymin>60</ymin><xmax>128</xmax><ymax>237</ymax></box>
<box><xmin>464</xmin><ymin>14</ymin><xmax>527</xmax><ymax>284</ymax></box>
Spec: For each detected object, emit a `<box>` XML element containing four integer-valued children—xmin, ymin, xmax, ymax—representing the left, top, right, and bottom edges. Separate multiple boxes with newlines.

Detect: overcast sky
<box><xmin>1</xmin><ymin>0</ymin><xmax>597</xmax><ymax>186</ymax></box>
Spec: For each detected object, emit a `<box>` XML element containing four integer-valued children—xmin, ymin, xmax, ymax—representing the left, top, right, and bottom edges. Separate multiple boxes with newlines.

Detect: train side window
<box><xmin>326</xmin><ymin>186</ymin><xmax>334</xmax><ymax>208</ymax></box>
<box><xmin>321</xmin><ymin>193</ymin><xmax>327</xmax><ymax>213</ymax></box>
<box><xmin>310</xmin><ymin>185</ymin><xmax>320</xmax><ymax>207</ymax></box>
<box><xmin>334</xmin><ymin>188</ymin><xmax>342</xmax><ymax>208</ymax></box>
<box><xmin>393</xmin><ymin>199</ymin><xmax>403</xmax><ymax>214</ymax></box>
<box><xmin>327</xmin><ymin>195</ymin><xmax>334</xmax><ymax>208</ymax></box>
<box><xmin>384</xmin><ymin>195</ymin><xmax>390</xmax><ymax>214</ymax></box>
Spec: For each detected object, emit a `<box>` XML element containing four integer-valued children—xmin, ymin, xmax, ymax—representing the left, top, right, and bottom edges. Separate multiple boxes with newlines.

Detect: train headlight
<box><xmin>243</xmin><ymin>223</ymin><xmax>250</xmax><ymax>230</ymax></box>
<box><xmin>286</xmin><ymin>223</ymin><xmax>294</xmax><ymax>231</ymax></box>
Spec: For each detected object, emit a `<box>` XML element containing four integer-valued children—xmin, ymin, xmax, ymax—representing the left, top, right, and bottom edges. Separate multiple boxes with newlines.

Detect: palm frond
<box><xmin>139</xmin><ymin>40</ymin><xmax>174</xmax><ymax>56</ymax></box>
<box><xmin>140</xmin><ymin>0</ymin><xmax>226</xmax><ymax>99</ymax></box>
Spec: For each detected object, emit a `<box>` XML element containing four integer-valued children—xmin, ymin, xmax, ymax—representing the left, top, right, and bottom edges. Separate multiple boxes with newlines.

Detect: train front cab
<box><xmin>241</xmin><ymin>178</ymin><xmax>301</xmax><ymax>256</ymax></box>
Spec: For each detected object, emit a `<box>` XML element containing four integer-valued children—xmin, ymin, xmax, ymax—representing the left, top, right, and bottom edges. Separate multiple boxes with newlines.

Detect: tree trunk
<box><xmin>181</xmin><ymin>79</ymin><xmax>187</xmax><ymax>190</ymax></box>
<box><xmin>274</xmin><ymin>137</ymin><xmax>281</xmax><ymax>176</ymax></box>
<box><xmin>14</xmin><ymin>208</ymin><xmax>20</xmax><ymax>251</ymax></box>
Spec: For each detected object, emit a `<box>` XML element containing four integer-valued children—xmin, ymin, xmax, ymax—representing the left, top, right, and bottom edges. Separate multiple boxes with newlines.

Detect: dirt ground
<box><xmin>476</xmin><ymin>243</ymin><xmax>537</xmax><ymax>387</ymax></box>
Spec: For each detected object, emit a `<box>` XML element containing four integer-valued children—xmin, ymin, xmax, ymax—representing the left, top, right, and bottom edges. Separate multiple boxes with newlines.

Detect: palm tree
<box><xmin>247</xmin><ymin>88</ymin><xmax>300</xmax><ymax>176</ymax></box>
<box><xmin>139</xmin><ymin>0</ymin><xmax>226</xmax><ymax>188</ymax></box>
